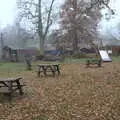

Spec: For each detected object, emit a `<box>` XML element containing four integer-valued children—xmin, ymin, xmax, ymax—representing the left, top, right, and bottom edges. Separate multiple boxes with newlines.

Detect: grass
<box><xmin>0</xmin><ymin>61</ymin><xmax>62</xmax><ymax>77</ymax></box>
<box><xmin>0</xmin><ymin>55</ymin><xmax>120</xmax><ymax>72</ymax></box>
<box><xmin>64</xmin><ymin>56</ymin><xmax>120</xmax><ymax>63</ymax></box>
<box><xmin>0</xmin><ymin>62</ymin><xmax>25</xmax><ymax>77</ymax></box>
<box><xmin>64</xmin><ymin>58</ymin><xmax>87</xmax><ymax>63</ymax></box>
<box><xmin>112</xmin><ymin>56</ymin><xmax>120</xmax><ymax>62</ymax></box>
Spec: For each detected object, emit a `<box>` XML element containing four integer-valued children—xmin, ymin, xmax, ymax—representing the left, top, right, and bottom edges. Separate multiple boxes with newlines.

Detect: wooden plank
<box><xmin>37</xmin><ymin>64</ymin><xmax>59</xmax><ymax>66</ymax></box>
<box><xmin>0</xmin><ymin>77</ymin><xmax>22</xmax><ymax>82</ymax></box>
<box><xmin>0</xmin><ymin>88</ymin><xmax>10</xmax><ymax>93</ymax></box>
<box><xmin>0</xmin><ymin>84</ymin><xmax>26</xmax><ymax>88</ymax></box>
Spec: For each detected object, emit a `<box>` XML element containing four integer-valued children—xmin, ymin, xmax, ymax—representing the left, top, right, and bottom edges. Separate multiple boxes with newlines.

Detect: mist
<box><xmin>0</xmin><ymin>0</ymin><xmax>17</xmax><ymax>28</ymax></box>
<box><xmin>98</xmin><ymin>0</ymin><xmax>120</xmax><ymax>45</ymax></box>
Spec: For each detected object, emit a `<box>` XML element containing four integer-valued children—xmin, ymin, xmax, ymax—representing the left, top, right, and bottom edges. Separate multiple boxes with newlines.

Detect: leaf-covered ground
<box><xmin>0</xmin><ymin>62</ymin><xmax>120</xmax><ymax>120</ymax></box>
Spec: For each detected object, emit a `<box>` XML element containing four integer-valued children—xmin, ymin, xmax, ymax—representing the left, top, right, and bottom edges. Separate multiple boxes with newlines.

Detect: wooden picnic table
<box><xmin>0</xmin><ymin>77</ymin><xmax>25</xmax><ymax>100</ymax></box>
<box><xmin>37</xmin><ymin>63</ymin><xmax>60</xmax><ymax>77</ymax></box>
<box><xmin>86</xmin><ymin>59</ymin><xmax>102</xmax><ymax>67</ymax></box>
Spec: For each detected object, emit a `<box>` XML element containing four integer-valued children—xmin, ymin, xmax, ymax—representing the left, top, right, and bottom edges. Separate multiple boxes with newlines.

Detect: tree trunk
<box><xmin>38</xmin><ymin>0</ymin><xmax>55</xmax><ymax>56</ymax></box>
<box><xmin>39</xmin><ymin>36</ymin><xmax>44</xmax><ymax>56</ymax></box>
<box><xmin>73</xmin><ymin>29</ymin><xmax>79</xmax><ymax>54</ymax></box>
<box><xmin>24</xmin><ymin>55</ymin><xmax>32</xmax><ymax>70</ymax></box>
<box><xmin>72</xmin><ymin>0</ymin><xmax>79</xmax><ymax>55</ymax></box>
<box><xmin>38</xmin><ymin>0</ymin><xmax>44</xmax><ymax>56</ymax></box>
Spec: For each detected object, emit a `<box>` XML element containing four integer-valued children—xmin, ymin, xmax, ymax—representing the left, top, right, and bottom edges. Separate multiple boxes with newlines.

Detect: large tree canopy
<box><xmin>58</xmin><ymin>0</ymin><xmax>113</xmax><ymax>54</ymax></box>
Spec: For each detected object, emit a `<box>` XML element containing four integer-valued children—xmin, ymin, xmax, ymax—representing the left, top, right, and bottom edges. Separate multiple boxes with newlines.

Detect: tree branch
<box><xmin>43</xmin><ymin>0</ymin><xmax>55</xmax><ymax>40</ymax></box>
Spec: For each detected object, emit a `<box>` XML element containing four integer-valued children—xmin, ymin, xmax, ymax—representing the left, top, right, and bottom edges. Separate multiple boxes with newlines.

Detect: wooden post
<box><xmin>25</xmin><ymin>55</ymin><xmax>32</xmax><ymax>70</ymax></box>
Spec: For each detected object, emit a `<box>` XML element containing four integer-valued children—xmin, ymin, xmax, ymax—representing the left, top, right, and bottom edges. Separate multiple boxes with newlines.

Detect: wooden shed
<box><xmin>3</xmin><ymin>46</ymin><xmax>38</xmax><ymax>62</ymax></box>
<box><xmin>112</xmin><ymin>45</ymin><xmax>120</xmax><ymax>55</ymax></box>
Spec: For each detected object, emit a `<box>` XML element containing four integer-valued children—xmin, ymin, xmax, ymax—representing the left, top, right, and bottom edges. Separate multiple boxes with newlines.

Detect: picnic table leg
<box><xmin>56</xmin><ymin>65</ymin><xmax>60</xmax><ymax>75</ymax></box>
<box><xmin>49</xmin><ymin>66</ymin><xmax>55</xmax><ymax>76</ymax></box>
<box><xmin>37</xmin><ymin>71</ymin><xmax>40</xmax><ymax>77</ymax></box>
<box><xmin>16</xmin><ymin>80</ymin><xmax>24</xmax><ymax>95</ymax></box>
<box><xmin>43</xmin><ymin>66</ymin><xmax>47</xmax><ymax>76</ymax></box>
<box><xmin>37</xmin><ymin>67</ymin><xmax>40</xmax><ymax>77</ymax></box>
<box><xmin>98</xmin><ymin>60</ymin><xmax>102</xmax><ymax>67</ymax></box>
<box><xmin>86</xmin><ymin>60</ymin><xmax>90</xmax><ymax>67</ymax></box>
<box><xmin>8</xmin><ymin>82</ymin><xmax>13</xmax><ymax>101</ymax></box>
<box><xmin>52</xmin><ymin>70</ymin><xmax>55</xmax><ymax>76</ymax></box>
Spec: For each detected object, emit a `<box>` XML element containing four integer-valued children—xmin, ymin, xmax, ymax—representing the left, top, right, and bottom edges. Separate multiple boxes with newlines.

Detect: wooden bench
<box><xmin>86</xmin><ymin>59</ymin><xmax>102</xmax><ymax>67</ymax></box>
<box><xmin>0</xmin><ymin>77</ymin><xmax>25</xmax><ymax>101</ymax></box>
<box><xmin>37</xmin><ymin>64</ymin><xmax>60</xmax><ymax>77</ymax></box>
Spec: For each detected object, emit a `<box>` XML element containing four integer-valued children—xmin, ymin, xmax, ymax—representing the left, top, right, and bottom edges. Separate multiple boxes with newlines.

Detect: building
<box><xmin>103</xmin><ymin>40</ymin><xmax>120</xmax><ymax>56</ymax></box>
<box><xmin>3</xmin><ymin>46</ymin><xmax>38</xmax><ymax>62</ymax></box>
<box><xmin>112</xmin><ymin>45</ymin><xmax>120</xmax><ymax>55</ymax></box>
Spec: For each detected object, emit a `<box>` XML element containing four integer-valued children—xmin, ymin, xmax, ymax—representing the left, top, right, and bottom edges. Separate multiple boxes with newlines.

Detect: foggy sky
<box><xmin>0</xmin><ymin>0</ymin><xmax>17</xmax><ymax>28</ymax></box>
<box><xmin>0</xmin><ymin>0</ymin><xmax>120</xmax><ymax>45</ymax></box>
<box><xmin>0</xmin><ymin>0</ymin><xmax>64</xmax><ymax>29</ymax></box>
<box><xmin>98</xmin><ymin>0</ymin><xmax>120</xmax><ymax>44</ymax></box>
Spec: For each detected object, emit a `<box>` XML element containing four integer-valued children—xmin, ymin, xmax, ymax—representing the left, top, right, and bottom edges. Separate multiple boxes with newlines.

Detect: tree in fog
<box><xmin>17</xmin><ymin>0</ymin><xmax>58</xmax><ymax>56</ymax></box>
<box><xmin>2</xmin><ymin>23</ymin><xmax>33</xmax><ymax>49</ymax></box>
<box><xmin>59</xmin><ymin>0</ymin><xmax>114</xmax><ymax>54</ymax></box>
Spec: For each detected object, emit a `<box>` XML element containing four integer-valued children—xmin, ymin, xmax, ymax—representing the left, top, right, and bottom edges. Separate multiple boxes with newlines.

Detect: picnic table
<box><xmin>86</xmin><ymin>59</ymin><xmax>102</xmax><ymax>67</ymax></box>
<box><xmin>0</xmin><ymin>77</ymin><xmax>25</xmax><ymax>100</ymax></box>
<box><xmin>37</xmin><ymin>63</ymin><xmax>60</xmax><ymax>77</ymax></box>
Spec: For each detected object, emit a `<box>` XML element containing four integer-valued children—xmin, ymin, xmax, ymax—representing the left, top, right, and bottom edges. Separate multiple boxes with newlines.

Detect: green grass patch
<box><xmin>112</xmin><ymin>56</ymin><xmax>120</xmax><ymax>62</ymax></box>
<box><xmin>0</xmin><ymin>61</ymin><xmax>62</xmax><ymax>77</ymax></box>
<box><xmin>0</xmin><ymin>55</ymin><xmax>120</xmax><ymax>77</ymax></box>
<box><xmin>64</xmin><ymin>56</ymin><xmax>120</xmax><ymax>63</ymax></box>
<box><xmin>64</xmin><ymin>58</ymin><xmax>92</xmax><ymax>63</ymax></box>
<box><xmin>0</xmin><ymin>62</ymin><xmax>25</xmax><ymax>77</ymax></box>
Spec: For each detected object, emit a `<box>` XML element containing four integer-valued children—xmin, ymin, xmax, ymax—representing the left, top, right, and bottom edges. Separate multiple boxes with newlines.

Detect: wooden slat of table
<box><xmin>0</xmin><ymin>77</ymin><xmax>22</xmax><ymax>82</ymax></box>
<box><xmin>37</xmin><ymin>64</ymin><xmax>59</xmax><ymax>66</ymax></box>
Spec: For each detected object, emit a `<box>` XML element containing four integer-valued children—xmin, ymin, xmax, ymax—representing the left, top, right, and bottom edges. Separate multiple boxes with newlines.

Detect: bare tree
<box><xmin>2</xmin><ymin>23</ymin><xmax>33</xmax><ymax>49</ymax></box>
<box><xmin>17</xmin><ymin>0</ymin><xmax>56</xmax><ymax>56</ymax></box>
